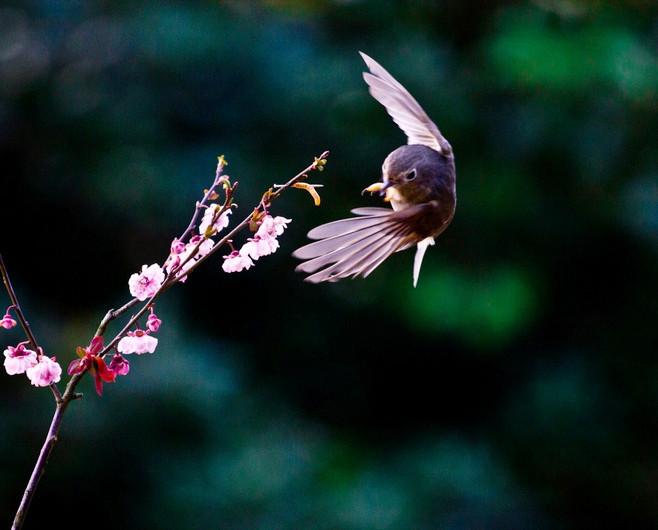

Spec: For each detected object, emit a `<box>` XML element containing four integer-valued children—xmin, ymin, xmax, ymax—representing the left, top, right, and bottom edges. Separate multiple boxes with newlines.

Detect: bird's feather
<box><xmin>360</xmin><ymin>51</ymin><xmax>452</xmax><ymax>156</ymax></box>
<box><xmin>412</xmin><ymin>237</ymin><xmax>435</xmax><ymax>288</ymax></box>
<box><xmin>350</xmin><ymin>207</ymin><xmax>391</xmax><ymax>216</ymax></box>
<box><xmin>294</xmin><ymin>204</ymin><xmax>440</xmax><ymax>284</ymax></box>
<box><xmin>303</xmin><ymin>224</ymin><xmax>408</xmax><ymax>284</ymax></box>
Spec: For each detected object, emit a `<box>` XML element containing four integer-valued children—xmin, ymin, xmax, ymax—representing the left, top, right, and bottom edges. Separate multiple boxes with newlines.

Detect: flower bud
<box><xmin>0</xmin><ymin>313</ymin><xmax>17</xmax><ymax>329</ymax></box>
<box><xmin>147</xmin><ymin>313</ymin><xmax>162</xmax><ymax>333</ymax></box>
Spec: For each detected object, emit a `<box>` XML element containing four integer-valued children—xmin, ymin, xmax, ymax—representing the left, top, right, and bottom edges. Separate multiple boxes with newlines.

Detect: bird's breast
<box><xmin>384</xmin><ymin>187</ymin><xmax>408</xmax><ymax>211</ymax></box>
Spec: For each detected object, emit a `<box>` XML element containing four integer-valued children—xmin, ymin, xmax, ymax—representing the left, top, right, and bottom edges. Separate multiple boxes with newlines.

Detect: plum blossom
<box><xmin>117</xmin><ymin>329</ymin><xmax>158</xmax><ymax>355</ymax></box>
<box><xmin>222</xmin><ymin>250</ymin><xmax>254</xmax><ymax>273</ymax></box>
<box><xmin>165</xmin><ymin>236</ymin><xmax>215</xmax><ymax>282</ymax></box>
<box><xmin>240</xmin><ymin>234</ymin><xmax>279</xmax><ymax>260</ymax></box>
<box><xmin>26</xmin><ymin>356</ymin><xmax>62</xmax><ymax>387</ymax></box>
<box><xmin>199</xmin><ymin>204</ymin><xmax>231</xmax><ymax>235</ymax></box>
<box><xmin>238</xmin><ymin>215</ymin><xmax>291</xmax><ymax>261</ymax></box>
<box><xmin>221</xmin><ymin>215</ymin><xmax>291</xmax><ymax>271</ymax></box>
<box><xmin>147</xmin><ymin>311</ymin><xmax>161</xmax><ymax>333</ymax></box>
<box><xmin>1</xmin><ymin>311</ymin><xmax>17</xmax><ymax>329</ymax></box>
<box><xmin>3</xmin><ymin>343</ymin><xmax>37</xmax><ymax>375</ymax></box>
<box><xmin>256</xmin><ymin>215</ymin><xmax>291</xmax><ymax>239</ymax></box>
<box><xmin>108</xmin><ymin>353</ymin><xmax>130</xmax><ymax>376</ymax></box>
<box><xmin>170</xmin><ymin>238</ymin><xmax>186</xmax><ymax>255</ymax></box>
<box><xmin>128</xmin><ymin>264</ymin><xmax>165</xmax><ymax>301</ymax></box>
<box><xmin>164</xmin><ymin>239</ymin><xmax>186</xmax><ymax>275</ymax></box>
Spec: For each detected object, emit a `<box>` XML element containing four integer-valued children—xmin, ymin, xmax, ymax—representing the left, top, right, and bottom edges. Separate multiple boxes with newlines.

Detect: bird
<box><xmin>293</xmin><ymin>52</ymin><xmax>456</xmax><ymax>287</ymax></box>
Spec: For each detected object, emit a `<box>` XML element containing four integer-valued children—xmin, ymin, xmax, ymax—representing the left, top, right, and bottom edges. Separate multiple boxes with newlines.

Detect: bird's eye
<box><xmin>405</xmin><ymin>169</ymin><xmax>417</xmax><ymax>181</ymax></box>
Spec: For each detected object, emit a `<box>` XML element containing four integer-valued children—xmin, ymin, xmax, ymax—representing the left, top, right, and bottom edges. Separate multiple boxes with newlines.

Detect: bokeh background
<box><xmin>1</xmin><ymin>0</ymin><xmax>657</xmax><ymax>528</ymax></box>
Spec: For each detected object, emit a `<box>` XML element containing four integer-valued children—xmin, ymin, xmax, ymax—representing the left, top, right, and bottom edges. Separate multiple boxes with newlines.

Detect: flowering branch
<box><xmin>97</xmin><ymin>152</ymin><xmax>329</xmax><ymax>357</ymax></box>
<box><xmin>178</xmin><ymin>155</ymin><xmax>229</xmax><ymax>242</ymax></box>
<box><xmin>4</xmin><ymin>150</ymin><xmax>329</xmax><ymax>530</ymax></box>
<box><xmin>0</xmin><ymin>254</ymin><xmax>62</xmax><ymax>403</ymax></box>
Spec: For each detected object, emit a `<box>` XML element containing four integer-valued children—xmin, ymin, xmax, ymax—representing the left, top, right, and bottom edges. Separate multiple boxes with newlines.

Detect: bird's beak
<box><xmin>362</xmin><ymin>181</ymin><xmax>392</xmax><ymax>196</ymax></box>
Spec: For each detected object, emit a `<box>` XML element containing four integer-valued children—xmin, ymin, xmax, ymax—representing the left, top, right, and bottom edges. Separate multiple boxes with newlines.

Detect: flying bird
<box><xmin>293</xmin><ymin>52</ymin><xmax>456</xmax><ymax>287</ymax></box>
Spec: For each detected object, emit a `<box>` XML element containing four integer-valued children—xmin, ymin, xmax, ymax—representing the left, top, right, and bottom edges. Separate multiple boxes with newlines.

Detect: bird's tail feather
<box><xmin>293</xmin><ymin>210</ymin><xmax>412</xmax><ymax>284</ymax></box>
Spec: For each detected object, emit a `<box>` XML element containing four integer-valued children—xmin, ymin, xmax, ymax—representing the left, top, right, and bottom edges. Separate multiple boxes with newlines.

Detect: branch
<box><xmin>99</xmin><ymin>150</ymin><xmax>330</xmax><ymax>357</ymax></box>
<box><xmin>187</xmin><ymin>149</ymin><xmax>330</xmax><ymax>275</ymax></box>
<box><xmin>179</xmin><ymin>155</ymin><xmax>228</xmax><ymax>242</ymax></box>
<box><xmin>11</xmin><ymin>402</ymin><xmax>67</xmax><ymax>530</ymax></box>
<box><xmin>9</xmin><ymin>150</ymin><xmax>329</xmax><ymax>529</ymax></box>
<box><xmin>94</xmin><ymin>298</ymin><xmax>140</xmax><ymax>337</ymax></box>
<box><xmin>0</xmin><ymin>254</ymin><xmax>62</xmax><ymax>403</ymax></box>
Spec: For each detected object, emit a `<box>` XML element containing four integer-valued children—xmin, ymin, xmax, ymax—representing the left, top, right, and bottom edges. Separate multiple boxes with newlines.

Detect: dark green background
<box><xmin>1</xmin><ymin>1</ymin><xmax>657</xmax><ymax>528</ymax></box>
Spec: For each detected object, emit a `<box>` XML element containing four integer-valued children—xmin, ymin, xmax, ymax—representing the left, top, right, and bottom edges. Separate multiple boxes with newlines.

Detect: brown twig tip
<box><xmin>312</xmin><ymin>151</ymin><xmax>330</xmax><ymax>170</ymax></box>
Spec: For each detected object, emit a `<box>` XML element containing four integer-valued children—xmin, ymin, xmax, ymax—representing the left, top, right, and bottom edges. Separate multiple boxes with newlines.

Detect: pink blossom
<box><xmin>109</xmin><ymin>353</ymin><xmax>130</xmax><ymax>376</ymax></box>
<box><xmin>170</xmin><ymin>238</ymin><xmax>186</xmax><ymax>255</ymax></box>
<box><xmin>222</xmin><ymin>250</ymin><xmax>254</xmax><ymax>273</ymax></box>
<box><xmin>128</xmin><ymin>264</ymin><xmax>165</xmax><ymax>301</ymax></box>
<box><xmin>147</xmin><ymin>312</ymin><xmax>162</xmax><ymax>333</ymax></box>
<box><xmin>164</xmin><ymin>254</ymin><xmax>181</xmax><ymax>276</ymax></box>
<box><xmin>3</xmin><ymin>343</ymin><xmax>38</xmax><ymax>375</ymax></box>
<box><xmin>26</xmin><ymin>356</ymin><xmax>62</xmax><ymax>387</ymax></box>
<box><xmin>240</xmin><ymin>235</ymin><xmax>280</xmax><ymax>260</ymax></box>
<box><xmin>199</xmin><ymin>204</ymin><xmax>231</xmax><ymax>235</ymax></box>
<box><xmin>165</xmin><ymin>236</ymin><xmax>215</xmax><ymax>282</ymax></box>
<box><xmin>188</xmin><ymin>236</ymin><xmax>215</xmax><ymax>259</ymax></box>
<box><xmin>117</xmin><ymin>330</ymin><xmax>158</xmax><ymax>355</ymax></box>
<box><xmin>1</xmin><ymin>313</ymin><xmax>17</xmax><ymax>329</ymax></box>
<box><xmin>238</xmin><ymin>215</ymin><xmax>290</xmax><ymax>261</ymax></box>
<box><xmin>163</xmin><ymin>239</ymin><xmax>186</xmax><ymax>276</ymax></box>
<box><xmin>256</xmin><ymin>215</ymin><xmax>292</xmax><ymax>239</ymax></box>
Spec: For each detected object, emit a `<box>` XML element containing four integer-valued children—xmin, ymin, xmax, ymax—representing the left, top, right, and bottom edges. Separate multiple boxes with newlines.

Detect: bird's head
<box><xmin>382</xmin><ymin>144</ymin><xmax>452</xmax><ymax>204</ymax></box>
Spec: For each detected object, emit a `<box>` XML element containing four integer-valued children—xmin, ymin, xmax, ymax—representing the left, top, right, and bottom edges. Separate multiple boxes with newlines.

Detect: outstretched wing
<box><xmin>360</xmin><ymin>51</ymin><xmax>452</xmax><ymax>157</ymax></box>
<box><xmin>293</xmin><ymin>204</ymin><xmax>435</xmax><ymax>284</ymax></box>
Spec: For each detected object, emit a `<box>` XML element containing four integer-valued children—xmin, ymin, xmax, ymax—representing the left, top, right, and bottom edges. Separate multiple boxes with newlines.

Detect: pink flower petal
<box><xmin>1</xmin><ymin>314</ymin><xmax>17</xmax><ymax>329</ymax></box>
<box><xmin>26</xmin><ymin>356</ymin><xmax>62</xmax><ymax>387</ymax></box>
<box><xmin>109</xmin><ymin>353</ymin><xmax>130</xmax><ymax>376</ymax></box>
<box><xmin>222</xmin><ymin>251</ymin><xmax>254</xmax><ymax>273</ymax></box>
<box><xmin>3</xmin><ymin>344</ymin><xmax>38</xmax><ymax>375</ymax></box>
<box><xmin>128</xmin><ymin>264</ymin><xmax>165</xmax><ymax>301</ymax></box>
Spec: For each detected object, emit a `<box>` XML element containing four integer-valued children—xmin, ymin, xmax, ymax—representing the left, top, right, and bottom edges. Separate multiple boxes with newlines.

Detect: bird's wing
<box><xmin>360</xmin><ymin>51</ymin><xmax>452</xmax><ymax>156</ymax></box>
<box><xmin>293</xmin><ymin>204</ymin><xmax>436</xmax><ymax>284</ymax></box>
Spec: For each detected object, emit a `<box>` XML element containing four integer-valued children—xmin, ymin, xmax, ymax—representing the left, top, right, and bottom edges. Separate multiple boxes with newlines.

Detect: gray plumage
<box><xmin>293</xmin><ymin>52</ymin><xmax>457</xmax><ymax>286</ymax></box>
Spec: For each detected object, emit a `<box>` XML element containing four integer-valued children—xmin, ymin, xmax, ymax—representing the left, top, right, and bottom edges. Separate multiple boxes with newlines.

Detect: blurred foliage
<box><xmin>1</xmin><ymin>0</ymin><xmax>657</xmax><ymax>528</ymax></box>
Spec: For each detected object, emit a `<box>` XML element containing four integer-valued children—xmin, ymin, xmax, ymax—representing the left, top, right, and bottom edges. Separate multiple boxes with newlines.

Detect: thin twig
<box><xmin>179</xmin><ymin>157</ymin><xmax>228</xmax><ymax>242</ymax></box>
<box><xmin>0</xmin><ymin>254</ymin><xmax>62</xmax><ymax>403</ymax></box>
<box><xmin>95</xmin><ymin>298</ymin><xmax>140</xmax><ymax>337</ymax></box>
